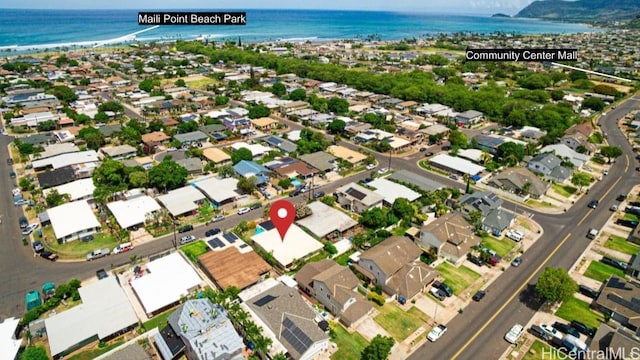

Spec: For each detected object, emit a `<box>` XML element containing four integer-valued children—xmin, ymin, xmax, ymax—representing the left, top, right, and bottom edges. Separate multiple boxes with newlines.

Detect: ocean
<box><xmin>0</xmin><ymin>9</ymin><xmax>598</xmax><ymax>52</ymax></box>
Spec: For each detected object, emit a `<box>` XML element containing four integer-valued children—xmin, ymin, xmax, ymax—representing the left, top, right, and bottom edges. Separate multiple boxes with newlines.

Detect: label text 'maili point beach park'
<box><xmin>138</xmin><ymin>12</ymin><xmax>247</xmax><ymax>25</ymax></box>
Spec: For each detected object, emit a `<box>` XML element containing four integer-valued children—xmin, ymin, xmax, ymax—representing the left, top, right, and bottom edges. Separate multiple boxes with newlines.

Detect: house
<box><xmin>472</xmin><ymin>134</ymin><xmax>506</xmax><ymax>155</ymax></box>
<box><xmin>296</xmin><ymin>201</ymin><xmax>358</xmax><ymax>240</ymax></box>
<box><xmin>518</xmin><ymin>126</ymin><xmax>547</xmax><ymax>142</ymax></box>
<box><xmin>174</xmin><ymin>131</ymin><xmax>209</xmax><ymax>145</ymax></box>
<box><xmin>251</xmin><ymin>222</ymin><xmax>323</xmax><ymax>269</ymax></box>
<box><xmin>251</xmin><ymin>117</ymin><xmax>280</xmax><ymax>131</ymax></box>
<box><xmin>429</xmin><ymin>154</ymin><xmax>485</xmax><ymax>177</ymax></box>
<box><xmin>32</xmin><ymin>150</ymin><xmax>99</xmax><ymax>172</ymax></box>
<box><xmin>295</xmin><ymin>259</ymin><xmax>373</xmax><ymax>327</ymax></box>
<box><xmin>335</xmin><ymin>183</ymin><xmax>384</xmax><ymax>214</ymax></box>
<box><xmin>22</xmin><ymin>133</ymin><xmax>57</xmax><ymax>146</ymax></box>
<box><xmin>230</xmin><ymin>142</ymin><xmax>272</xmax><ymax>158</ymax></box>
<box><xmin>455</xmin><ymin>110</ymin><xmax>483</xmax><ymax>125</ymax></box>
<box><xmin>244</xmin><ymin>282</ymin><xmax>329</xmax><ymax>360</ymax></box>
<box><xmin>202</xmin><ymin>147</ymin><xmax>231</xmax><ymax>166</ymax></box>
<box><xmin>99</xmin><ymin>144</ymin><xmax>137</xmax><ymax>160</ymax></box>
<box><xmin>176</xmin><ymin>158</ymin><xmax>203</xmax><ymax>175</ymax></box>
<box><xmin>193</xmin><ymin>177</ymin><xmax>239</xmax><ymax>207</ymax></box>
<box><xmin>262</xmin><ymin>135</ymin><xmax>297</xmax><ymax>154</ymax></box>
<box><xmin>157</xmin><ymin>186</ymin><xmax>207</xmax><ymax>217</ymax></box>
<box><xmin>540</xmin><ymin>144</ymin><xmax>590</xmax><ymax>169</ymax></box>
<box><xmin>353</xmin><ymin>236</ymin><xmax>437</xmax><ymax>299</ymax></box>
<box><xmin>419</xmin><ymin>213</ymin><xmax>481</xmax><ymax>265</ymax></box>
<box><xmin>47</xmin><ymin>178</ymin><xmax>95</xmax><ymax>202</ymax></box>
<box><xmin>561</xmin><ymin>131</ymin><xmax>597</xmax><ymax>154</ymax></box>
<box><xmin>268</xmin><ymin>159</ymin><xmax>318</xmax><ymax>179</ymax></box>
<box><xmin>595</xmin><ymin>276</ymin><xmax>640</xmax><ymax>335</ymax></box>
<box><xmin>488</xmin><ymin>167</ymin><xmax>550</xmax><ymax>199</ymax></box>
<box><xmin>47</xmin><ymin>200</ymin><xmax>101</xmax><ymax>242</ymax></box>
<box><xmin>456</xmin><ymin>191</ymin><xmax>514</xmax><ymax>235</ymax></box>
<box><xmin>97</xmin><ymin>124</ymin><xmax>122</xmax><ymax>139</ymax></box>
<box><xmin>31</xmin><ymin>143</ymin><xmax>78</xmax><ymax>160</ymax></box>
<box><xmin>155</xmin><ymin>299</ymin><xmax>244</xmax><ymax>360</ymax></box>
<box><xmin>198</xmin><ymin>247</ymin><xmax>270</xmax><ymax>291</ymax></box>
<box><xmin>388</xmin><ymin>170</ymin><xmax>444</xmax><ymax>192</ymax></box>
<box><xmin>367</xmin><ymin>178</ymin><xmax>421</xmax><ymax>206</ymax></box>
<box><xmin>233</xmin><ymin>160</ymin><xmax>271</xmax><ymax>186</ymax></box>
<box><xmin>0</xmin><ymin>317</ymin><xmax>21</xmax><ymax>360</ymax></box>
<box><xmin>527</xmin><ymin>153</ymin><xmax>572</xmax><ymax>182</ymax></box>
<box><xmin>37</xmin><ymin>166</ymin><xmax>76</xmax><ymax>189</ymax></box>
<box><xmin>299</xmin><ymin>151</ymin><xmax>337</xmax><ymax>173</ymax></box>
<box><xmin>141</xmin><ymin>131</ymin><xmax>171</xmax><ymax>153</ymax></box>
<box><xmin>45</xmin><ymin>276</ymin><xmax>138</xmax><ymax>359</ymax></box>
<box><xmin>107</xmin><ymin>195</ymin><xmax>161</xmax><ymax>230</ymax></box>
<box><xmin>590</xmin><ymin>323</ymin><xmax>640</xmax><ymax>357</ymax></box>
<box><xmin>327</xmin><ymin>145</ymin><xmax>367</xmax><ymax>165</ymax></box>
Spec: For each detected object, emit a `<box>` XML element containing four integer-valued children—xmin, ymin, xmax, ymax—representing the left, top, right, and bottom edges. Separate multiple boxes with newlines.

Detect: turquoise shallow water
<box><xmin>0</xmin><ymin>8</ymin><xmax>597</xmax><ymax>51</ymax></box>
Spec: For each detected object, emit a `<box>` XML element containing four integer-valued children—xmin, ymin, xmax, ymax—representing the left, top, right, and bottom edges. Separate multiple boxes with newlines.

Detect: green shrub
<box><xmin>367</xmin><ymin>292</ymin><xmax>386</xmax><ymax>306</ymax></box>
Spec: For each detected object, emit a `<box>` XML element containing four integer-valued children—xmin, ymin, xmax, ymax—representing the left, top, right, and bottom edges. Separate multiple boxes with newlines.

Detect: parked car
<box><xmin>81</xmin><ymin>234</ymin><xmax>94</xmax><ymax>242</ymax></box>
<box><xmin>449</xmin><ymin>174</ymin><xmax>459</xmax><ymax>180</ymax></box>
<box><xmin>587</xmin><ymin>228</ymin><xmax>599</xmax><ymax>239</ymax></box>
<box><xmin>615</xmin><ymin>219</ymin><xmax>639</xmax><ymax>228</ymax></box>
<box><xmin>39</xmin><ymin>251</ymin><xmax>59</xmax><ymax>262</ymax></box>
<box><xmin>377</xmin><ymin>168</ymin><xmax>388</xmax><ymax>174</ymax></box>
<box><xmin>601</xmin><ymin>256</ymin><xmax>628</xmax><ymax>271</ymax></box>
<box><xmin>212</xmin><ymin>214</ymin><xmax>225</xmax><ymax>222</ymax></box>
<box><xmin>32</xmin><ymin>241</ymin><xmax>44</xmax><ymax>253</ymax></box>
<box><xmin>249</xmin><ymin>203</ymin><xmax>262</xmax><ymax>210</ymax></box>
<box><xmin>472</xmin><ymin>290</ymin><xmax>486</xmax><ymax>302</ymax></box>
<box><xmin>429</xmin><ymin>287</ymin><xmax>447</xmax><ymax>301</ymax></box>
<box><xmin>178</xmin><ymin>225</ymin><xmax>194</xmax><ymax>233</ymax></box>
<box><xmin>362</xmin><ymin>177</ymin><xmax>373</xmax><ymax>184</ymax></box>
<box><xmin>289</xmin><ymin>189</ymin><xmax>301</xmax><ymax>197</ymax></box>
<box><xmin>7</xmin><ymin>158</ymin><xmax>13</xmax><ymax>165</ymax></box>
<box><xmin>86</xmin><ymin>248</ymin><xmax>110</xmax><ymax>261</ymax></box>
<box><xmin>237</xmin><ymin>207</ymin><xmax>251</xmax><ymax>215</ymax></box>
<box><xmin>570</xmin><ymin>320</ymin><xmax>595</xmax><ymax>337</ymax></box>
<box><xmin>617</xmin><ymin>194</ymin><xmax>627</xmax><ymax>201</ymax></box>
<box><xmin>96</xmin><ymin>269</ymin><xmax>108</xmax><ymax>280</ymax></box>
<box><xmin>505</xmin><ymin>229</ymin><xmax>524</xmax><ymax>242</ymax></box>
<box><xmin>19</xmin><ymin>216</ymin><xmax>28</xmax><ymax>229</ymax></box>
<box><xmin>540</xmin><ymin>324</ymin><xmax>563</xmax><ymax>341</ymax></box>
<box><xmin>467</xmin><ymin>254</ymin><xmax>484</xmax><ymax>267</ymax></box>
<box><xmin>505</xmin><ymin>324</ymin><xmax>524</xmax><ymax>344</ymax></box>
<box><xmin>511</xmin><ymin>257</ymin><xmax>522</xmax><ymax>267</ymax></box>
<box><xmin>366</xmin><ymin>164</ymin><xmax>377</xmax><ymax>170</ymax></box>
<box><xmin>553</xmin><ymin>322</ymin><xmax>580</xmax><ymax>338</ymax></box>
<box><xmin>610</xmin><ymin>204</ymin><xmax>619</xmax><ymax>211</ymax></box>
<box><xmin>180</xmin><ymin>235</ymin><xmax>197</xmax><ymax>245</ymax></box>
<box><xmin>112</xmin><ymin>242</ymin><xmax>133</xmax><ymax>254</ymax></box>
<box><xmin>529</xmin><ymin>325</ymin><xmax>552</xmax><ymax>341</ymax></box>
<box><xmin>22</xmin><ymin>223</ymin><xmax>39</xmax><ymax>236</ymax></box>
<box><xmin>427</xmin><ymin>324</ymin><xmax>447</xmax><ymax>342</ymax></box>
<box><xmin>433</xmin><ymin>281</ymin><xmax>453</xmax><ymax>297</ymax></box>
<box><xmin>205</xmin><ymin>228</ymin><xmax>221</xmax><ymax>237</ymax></box>
<box><xmin>578</xmin><ymin>285</ymin><xmax>601</xmax><ymax>299</ymax></box>
<box><xmin>313</xmin><ymin>191</ymin><xmax>325</xmax><ymax>199</ymax></box>
<box><xmin>588</xmin><ymin>200</ymin><xmax>599</xmax><ymax>209</ymax></box>
<box><xmin>9</xmin><ymin>171</ymin><xmax>16</xmax><ymax>178</ymax></box>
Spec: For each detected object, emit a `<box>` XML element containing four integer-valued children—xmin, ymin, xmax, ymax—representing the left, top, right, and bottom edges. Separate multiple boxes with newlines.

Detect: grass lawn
<box><xmin>604</xmin><ymin>235</ymin><xmax>640</xmax><ymax>255</ymax></box>
<box><xmin>555</xmin><ymin>296</ymin><xmax>604</xmax><ymax>329</ymax></box>
<box><xmin>334</xmin><ymin>249</ymin><xmax>356</xmax><ymax>266</ymax></box>
<box><xmin>181</xmin><ymin>240</ymin><xmax>209</xmax><ymax>263</ymax></box>
<box><xmin>435</xmin><ymin>262</ymin><xmax>481</xmax><ymax>296</ymax></box>
<box><xmin>374</xmin><ymin>305</ymin><xmax>430</xmax><ymax>341</ymax></box>
<box><xmin>624</xmin><ymin>213</ymin><xmax>639</xmax><ymax>222</ymax></box>
<box><xmin>142</xmin><ymin>309</ymin><xmax>173</xmax><ymax>331</ymax></box>
<box><xmin>45</xmin><ymin>231</ymin><xmax>117</xmax><ymax>258</ymax></box>
<box><xmin>584</xmin><ymin>260</ymin><xmax>626</xmax><ymax>282</ymax></box>
<box><xmin>330</xmin><ymin>322</ymin><xmax>369</xmax><ymax>360</ymax></box>
<box><xmin>67</xmin><ymin>339</ymin><xmax>125</xmax><ymax>360</ymax></box>
<box><xmin>522</xmin><ymin>340</ymin><xmax>560</xmax><ymax>360</ymax></box>
<box><xmin>525</xmin><ymin>199</ymin><xmax>555</xmax><ymax>208</ymax></box>
<box><xmin>482</xmin><ymin>235</ymin><xmax>516</xmax><ymax>258</ymax></box>
<box><xmin>552</xmin><ymin>184</ymin><xmax>578</xmax><ymax>198</ymax></box>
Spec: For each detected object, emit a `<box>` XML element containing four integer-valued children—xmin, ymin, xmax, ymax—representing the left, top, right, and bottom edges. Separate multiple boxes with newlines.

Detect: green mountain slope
<box><xmin>516</xmin><ymin>0</ymin><xmax>640</xmax><ymax>22</ymax></box>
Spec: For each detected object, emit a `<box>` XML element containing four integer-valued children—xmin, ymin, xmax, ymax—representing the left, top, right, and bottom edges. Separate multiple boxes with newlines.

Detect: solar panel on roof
<box><xmin>239</xmin><ymin>243</ymin><xmax>248</xmax><ymax>249</ymax></box>
<box><xmin>253</xmin><ymin>294</ymin><xmax>277</xmax><ymax>307</ymax></box>
<box><xmin>223</xmin><ymin>233</ymin><xmax>238</xmax><ymax>243</ymax></box>
<box><xmin>282</xmin><ymin>317</ymin><xmax>314</xmax><ymax>354</ymax></box>
<box><xmin>207</xmin><ymin>238</ymin><xmax>225</xmax><ymax>248</ymax></box>
<box><xmin>345</xmin><ymin>187</ymin><xmax>366</xmax><ymax>201</ymax></box>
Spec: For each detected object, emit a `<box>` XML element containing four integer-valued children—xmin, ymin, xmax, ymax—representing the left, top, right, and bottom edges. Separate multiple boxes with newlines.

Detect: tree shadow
<box><xmin>518</xmin><ymin>284</ymin><xmax>545</xmax><ymax>311</ymax></box>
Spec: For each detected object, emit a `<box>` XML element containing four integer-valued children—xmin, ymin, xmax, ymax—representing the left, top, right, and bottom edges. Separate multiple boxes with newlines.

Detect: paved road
<box><xmin>408</xmin><ymin>93</ymin><xmax>640</xmax><ymax>360</ymax></box>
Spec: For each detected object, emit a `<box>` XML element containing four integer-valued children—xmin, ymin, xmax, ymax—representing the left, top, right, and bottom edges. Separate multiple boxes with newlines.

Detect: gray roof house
<box><xmin>456</xmin><ymin>191</ymin><xmax>515</xmax><ymax>234</ymax></box>
<box><xmin>262</xmin><ymin>135</ymin><xmax>297</xmax><ymax>154</ymax></box>
<box><xmin>527</xmin><ymin>153</ymin><xmax>572</xmax><ymax>182</ymax></box>
<box><xmin>488</xmin><ymin>167</ymin><xmax>550</xmax><ymax>199</ymax></box>
<box><xmin>419</xmin><ymin>213</ymin><xmax>481</xmax><ymax>265</ymax></box>
<box><xmin>176</xmin><ymin>158</ymin><xmax>203</xmax><ymax>175</ymax></box>
<box><xmin>595</xmin><ymin>276</ymin><xmax>640</xmax><ymax>336</ymax></box>
<box><xmin>455</xmin><ymin>110</ymin><xmax>483</xmax><ymax>125</ymax></box>
<box><xmin>174</xmin><ymin>131</ymin><xmax>209</xmax><ymax>145</ymax></box>
<box><xmin>246</xmin><ymin>283</ymin><xmax>329</xmax><ymax>360</ymax></box>
<box><xmin>335</xmin><ymin>183</ymin><xmax>384</xmax><ymax>214</ymax></box>
<box><xmin>155</xmin><ymin>298</ymin><xmax>244</xmax><ymax>360</ymax></box>
<box><xmin>299</xmin><ymin>152</ymin><xmax>337</xmax><ymax>173</ymax></box>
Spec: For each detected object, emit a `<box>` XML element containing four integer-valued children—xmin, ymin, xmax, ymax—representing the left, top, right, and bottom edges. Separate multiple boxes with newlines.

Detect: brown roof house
<box><xmin>141</xmin><ymin>131</ymin><xmax>171</xmax><ymax>154</ymax></box>
<box><xmin>198</xmin><ymin>247</ymin><xmax>271</xmax><ymax>291</ymax></box>
<box><xmin>561</xmin><ymin>123</ymin><xmax>597</xmax><ymax>154</ymax></box>
<box><xmin>353</xmin><ymin>236</ymin><xmax>437</xmax><ymax>299</ymax></box>
<box><xmin>295</xmin><ymin>259</ymin><xmax>373</xmax><ymax>328</ymax></box>
<box><xmin>595</xmin><ymin>276</ymin><xmax>640</xmax><ymax>335</ymax></box>
<box><xmin>487</xmin><ymin>167</ymin><xmax>550</xmax><ymax>199</ymax></box>
<box><xmin>418</xmin><ymin>213</ymin><xmax>481</xmax><ymax>265</ymax></box>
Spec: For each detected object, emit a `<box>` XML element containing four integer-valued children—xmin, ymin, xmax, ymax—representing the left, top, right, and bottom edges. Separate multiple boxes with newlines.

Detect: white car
<box><xmin>541</xmin><ymin>324</ymin><xmax>563</xmax><ymax>341</ymax></box>
<box><xmin>179</xmin><ymin>235</ymin><xmax>197</xmax><ymax>245</ymax></box>
<box><xmin>22</xmin><ymin>223</ymin><xmax>39</xmax><ymax>235</ymax></box>
<box><xmin>237</xmin><ymin>207</ymin><xmax>250</xmax><ymax>215</ymax></box>
<box><xmin>505</xmin><ymin>324</ymin><xmax>524</xmax><ymax>344</ymax></box>
<box><xmin>602</xmin><ymin>169</ymin><xmax>609</xmax><ymax>175</ymax></box>
<box><xmin>377</xmin><ymin>167</ymin><xmax>388</xmax><ymax>174</ymax></box>
<box><xmin>113</xmin><ymin>242</ymin><xmax>133</xmax><ymax>254</ymax></box>
<box><xmin>366</xmin><ymin>164</ymin><xmax>377</xmax><ymax>170</ymax></box>
<box><xmin>427</xmin><ymin>324</ymin><xmax>447</xmax><ymax>342</ymax></box>
<box><xmin>505</xmin><ymin>229</ymin><xmax>524</xmax><ymax>242</ymax></box>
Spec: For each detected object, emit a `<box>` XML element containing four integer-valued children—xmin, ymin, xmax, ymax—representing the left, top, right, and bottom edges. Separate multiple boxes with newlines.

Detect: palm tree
<box><xmin>479</xmin><ymin>150</ymin><xmax>492</xmax><ymax>165</ymax></box>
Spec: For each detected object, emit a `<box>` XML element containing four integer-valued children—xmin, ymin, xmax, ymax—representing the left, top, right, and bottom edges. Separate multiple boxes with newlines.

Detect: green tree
<box><xmin>582</xmin><ymin>97</ymin><xmax>605</xmax><ymax>111</ymax></box>
<box><xmin>328</xmin><ymin>97</ymin><xmax>349</xmax><ymax>115</ymax></box>
<box><xmin>448</xmin><ymin>130</ymin><xmax>468</xmax><ymax>149</ymax></box>
<box><xmin>271</xmin><ymin>82</ymin><xmax>286</xmax><ymax>97</ymax></box>
<box><xmin>20</xmin><ymin>346</ymin><xmax>49</xmax><ymax>360</ymax></box>
<box><xmin>93</xmin><ymin>111</ymin><xmax>110</xmax><ymax>123</ymax></box>
<box><xmin>215</xmin><ymin>95</ymin><xmax>229</xmax><ymax>106</ymax></box>
<box><xmin>176</xmin><ymin>120</ymin><xmax>199</xmax><ymax>134</ymax></box>
<box><xmin>599</xmin><ymin>145</ymin><xmax>622</xmax><ymax>163</ymax></box>
<box><xmin>175</xmin><ymin>79</ymin><xmax>186</xmax><ymax>87</ymax></box>
<box><xmin>45</xmin><ymin>189</ymin><xmax>66</xmax><ymax>207</ymax></box>
<box><xmin>289</xmin><ymin>88</ymin><xmax>306</xmax><ymax>101</ymax></box>
<box><xmin>231</xmin><ymin>147</ymin><xmax>253</xmax><ymax>164</ymax></box>
<box><xmin>247</xmin><ymin>104</ymin><xmax>271</xmax><ymax>119</ymax></box>
<box><xmin>360</xmin><ymin>207</ymin><xmax>389</xmax><ymax>229</ymax></box>
<box><xmin>391</xmin><ymin>198</ymin><xmax>415</xmax><ymax>223</ymax></box>
<box><xmin>237</xmin><ymin>176</ymin><xmax>257</xmax><ymax>194</ymax></box>
<box><xmin>78</xmin><ymin>127</ymin><xmax>105</xmax><ymax>150</ymax></box>
<box><xmin>148</xmin><ymin>158</ymin><xmax>188</xmax><ymax>192</ymax></box>
<box><xmin>571</xmin><ymin>172</ymin><xmax>592</xmax><ymax>192</ymax></box>
<box><xmin>37</xmin><ymin>120</ymin><xmax>57</xmax><ymax>132</ymax></box>
<box><xmin>218</xmin><ymin>164</ymin><xmax>236</xmax><ymax>178</ymax></box>
<box><xmin>98</xmin><ymin>101</ymin><xmax>124</xmax><ymax>113</ymax></box>
<box><xmin>468</xmin><ymin>210</ymin><xmax>483</xmax><ymax>232</ymax></box>
<box><xmin>50</xmin><ymin>85</ymin><xmax>78</xmax><ymax>103</ymax></box>
<box><xmin>361</xmin><ymin>335</ymin><xmax>394</xmax><ymax>360</ymax></box>
<box><xmin>535</xmin><ymin>267</ymin><xmax>578</xmax><ymax>304</ymax></box>
<box><xmin>128</xmin><ymin>171</ymin><xmax>149</xmax><ymax>188</ymax></box>
<box><xmin>278</xmin><ymin>178</ymin><xmax>292</xmax><ymax>189</ymax></box>
<box><xmin>569</xmin><ymin>70</ymin><xmax>588</xmax><ymax>82</ymax></box>
<box><xmin>324</xmin><ymin>241</ymin><xmax>338</xmax><ymax>254</ymax></box>
<box><xmin>550</xmin><ymin>89</ymin><xmax>565</xmax><ymax>101</ymax></box>
<box><xmin>327</xmin><ymin>119</ymin><xmax>346</xmax><ymax>134</ymax></box>
<box><xmin>375</xmin><ymin>141</ymin><xmax>391</xmax><ymax>153</ymax></box>
<box><xmin>496</xmin><ymin>142</ymin><xmax>525</xmax><ymax>166</ymax></box>
<box><xmin>93</xmin><ymin>159</ymin><xmax>129</xmax><ymax>190</ymax></box>
<box><xmin>139</xmin><ymin>79</ymin><xmax>155</xmax><ymax>92</ymax></box>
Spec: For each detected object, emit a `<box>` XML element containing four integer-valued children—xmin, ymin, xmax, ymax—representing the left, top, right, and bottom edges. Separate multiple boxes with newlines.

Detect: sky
<box><xmin>1</xmin><ymin>0</ymin><xmax>537</xmax><ymax>14</ymax></box>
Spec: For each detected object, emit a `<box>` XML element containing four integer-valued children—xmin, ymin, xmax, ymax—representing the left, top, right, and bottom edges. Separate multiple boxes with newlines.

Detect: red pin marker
<box><xmin>269</xmin><ymin>199</ymin><xmax>296</xmax><ymax>242</ymax></box>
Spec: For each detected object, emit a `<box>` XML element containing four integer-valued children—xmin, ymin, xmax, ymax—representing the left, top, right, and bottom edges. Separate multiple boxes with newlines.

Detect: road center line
<box><xmin>599</xmin><ymin>176</ymin><xmax>622</xmax><ymax>204</ymax></box>
<box><xmin>451</xmin><ymin>232</ymin><xmax>572</xmax><ymax>360</ymax></box>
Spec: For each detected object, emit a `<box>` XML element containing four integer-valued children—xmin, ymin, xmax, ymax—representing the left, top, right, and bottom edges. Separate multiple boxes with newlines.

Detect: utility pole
<box><xmin>387</xmin><ymin>149</ymin><xmax>392</xmax><ymax>170</ymax></box>
<box><xmin>172</xmin><ymin>219</ymin><xmax>178</xmax><ymax>250</ymax></box>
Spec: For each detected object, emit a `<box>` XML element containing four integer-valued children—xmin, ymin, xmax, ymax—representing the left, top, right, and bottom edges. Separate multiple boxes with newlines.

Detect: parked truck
<box><xmin>25</xmin><ymin>290</ymin><xmax>42</xmax><ymax>311</ymax></box>
<box><xmin>86</xmin><ymin>248</ymin><xmax>110</xmax><ymax>261</ymax></box>
<box><xmin>42</xmin><ymin>282</ymin><xmax>55</xmax><ymax>300</ymax></box>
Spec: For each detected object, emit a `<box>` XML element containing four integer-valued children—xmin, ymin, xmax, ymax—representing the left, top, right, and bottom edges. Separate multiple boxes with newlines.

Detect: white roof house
<box><xmin>458</xmin><ymin>148</ymin><xmax>485</xmax><ymax>163</ymax></box>
<box><xmin>251</xmin><ymin>224</ymin><xmax>323</xmax><ymax>268</ymax></box>
<box><xmin>131</xmin><ymin>253</ymin><xmax>203</xmax><ymax>316</ymax></box>
<box><xmin>368</xmin><ymin>178</ymin><xmax>421</xmax><ymax>205</ymax></box>
<box><xmin>296</xmin><ymin>201</ymin><xmax>358</xmax><ymax>239</ymax></box>
<box><xmin>48</xmin><ymin>200</ymin><xmax>101</xmax><ymax>241</ymax></box>
<box><xmin>157</xmin><ymin>185</ymin><xmax>207</xmax><ymax>217</ymax></box>
<box><xmin>107</xmin><ymin>195</ymin><xmax>161</xmax><ymax>229</ymax></box>
<box><xmin>193</xmin><ymin>177</ymin><xmax>239</xmax><ymax>205</ymax></box>
<box><xmin>230</xmin><ymin>142</ymin><xmax>272</xmax><ymax>157</ymax></box>
<box><xmin>32</xmin><ymin>150</ymin><xmax>99</xmax><ymax>170</ymax></box>
<box><xmin>47</xmin><ymin>178</ymin><xmax>95</xmax><ymax>202</ymax></box>
<box><xmin>429</xmin><ymin>154</ymin><xmax>486</xmax><ymax>176</ymax></box>
<box><xmin>0</xmin><ymin>317</ymin><xmax>21</xmax><ymax>360</ymax></box>
<box><xmin>45</xmin><ymin>276</ymin><xmax>138</xmax><ymax>358</ymax></box>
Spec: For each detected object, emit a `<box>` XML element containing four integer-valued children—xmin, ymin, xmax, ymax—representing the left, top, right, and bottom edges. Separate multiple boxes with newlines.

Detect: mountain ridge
<box><xmin>516</xmin><ymin>0</ymin><xmax>640</xmax><ymax>22</ymax></box>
